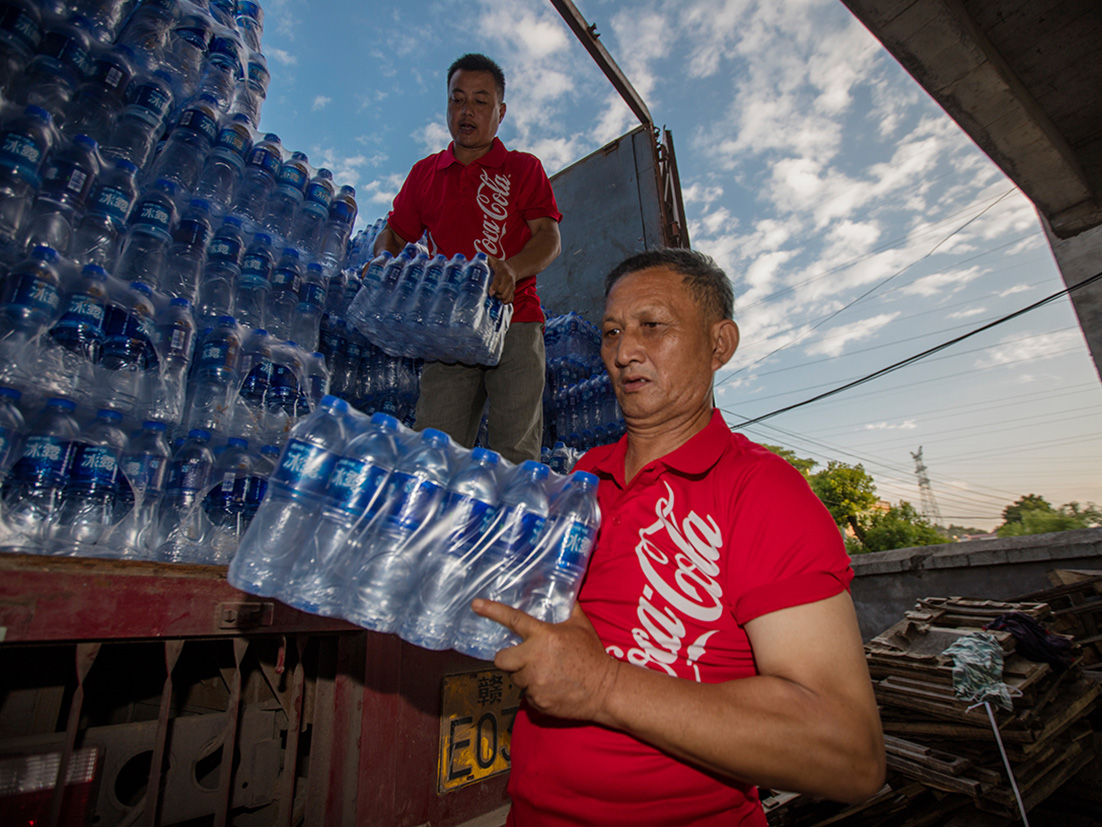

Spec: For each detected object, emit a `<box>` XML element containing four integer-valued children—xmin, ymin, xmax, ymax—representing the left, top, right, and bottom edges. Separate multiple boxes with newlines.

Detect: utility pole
<box><xmin>911</xmin><ymin>446</ymin><xmax>943</xmax><ymax>526</ymax></box>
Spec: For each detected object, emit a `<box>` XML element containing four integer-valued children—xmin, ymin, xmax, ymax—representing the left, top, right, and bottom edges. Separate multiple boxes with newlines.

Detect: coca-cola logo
<box><xmin>605</xmin><ymin>481</ymin><xmax>726</xmax><ymax>682</ymax></box>
<box><xmin>473</xmin><ymin>169</ymin><xmax>511</xmax><ymax>258</ymax></box>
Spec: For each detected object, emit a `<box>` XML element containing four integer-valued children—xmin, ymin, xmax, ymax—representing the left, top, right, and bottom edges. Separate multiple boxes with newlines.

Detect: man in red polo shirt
<box><xmin>474</xmin><ymin>249</ymin><xmax>885</xmax><ymax>825</ymax></box>
<box><xmin>373</xmin><ymin>53</ymin><xmax>562</xmax><ymax>462</ymax></box>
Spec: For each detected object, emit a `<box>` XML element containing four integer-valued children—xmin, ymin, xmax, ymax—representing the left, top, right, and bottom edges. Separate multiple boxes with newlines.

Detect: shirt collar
<box><xmin>436</xmin><ymin>137</ymin><xmax>508</xmax><ymax>170</ymax></box>
<box><xmin>589</xmin><ymin>409</ymin><xmax>732</xmax><ymax>488</ymax></box>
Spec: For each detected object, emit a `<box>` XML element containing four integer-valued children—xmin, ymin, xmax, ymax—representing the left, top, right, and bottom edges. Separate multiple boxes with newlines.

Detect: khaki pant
<box><xmin>413</xmin><ymin>322</ymin><xmax>545</xmax><ymax>464</ymax></box>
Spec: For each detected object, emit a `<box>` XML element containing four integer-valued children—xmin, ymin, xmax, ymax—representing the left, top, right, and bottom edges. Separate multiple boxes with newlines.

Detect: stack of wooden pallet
<box><xmin>763</xmin><ymin>595</ymin><xmax>1100</xmax><ymax>826</ymax></box>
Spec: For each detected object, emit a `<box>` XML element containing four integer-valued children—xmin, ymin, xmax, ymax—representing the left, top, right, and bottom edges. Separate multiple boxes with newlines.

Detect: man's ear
<box><xmin>712</xmin><ymin>319</ymin><xmax>739</xmax><ymax>370</ymax></box>
<box><xmin>499</xmin><ymin>101</ymin><xmax>507</xmax><ymax>124</ymax></box>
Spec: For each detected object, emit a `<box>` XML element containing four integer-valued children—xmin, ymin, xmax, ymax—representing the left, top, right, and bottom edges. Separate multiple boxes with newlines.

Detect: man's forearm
<box><xmin>373</xmin><ymin>223</ymin><xmax>406</xmax><ymax>256</ymax></box>
<box><xmin>505</xmin><ymin>220</ymin><xmax>561</xmax><ymax>279</ymax></box>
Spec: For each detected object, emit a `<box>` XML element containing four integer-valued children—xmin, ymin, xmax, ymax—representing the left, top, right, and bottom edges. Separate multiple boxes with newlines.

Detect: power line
<box><xmin>729</xmin><ymin>270</ymin><xmax>1102</xmax><ymax>428</ymax></box>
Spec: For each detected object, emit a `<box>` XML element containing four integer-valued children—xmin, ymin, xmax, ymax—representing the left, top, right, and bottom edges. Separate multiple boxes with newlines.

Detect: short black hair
<box><xmin>605</xmin><ymin>248</ymin><xmax>735</xmax><ymax>322</ymax></box>
<box><xmin>447</xmin><ymin>53</ymin><xmax>506</xmax><ymax>101</ymax></box>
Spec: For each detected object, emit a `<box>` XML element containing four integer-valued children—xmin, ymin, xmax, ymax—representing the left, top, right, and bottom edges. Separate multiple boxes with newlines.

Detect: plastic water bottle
<box><xmin>234</xmin><ymin>0</ymin><xmax>263</xmax><ymax>50</ymax></box>
<box><xmin>160</xmin><ymin>12</ymin><xmax>211</xmax><ymax>105</ymax></box>
<box><xmin>261</xmin><ymin>150</ymin><xmax>309</xmax><ymax>242</ymax></box>
<box><xmin>69</xmin><ymin>0</ymin><xmax>128</xmax><ymax>45</ymax></box>
<box><xmin>22</xmin><ymin>133</ymin><xmax>101</xmax><ymax>256</ymax></box>
<box><xmin>452</xmin><ymin>252</ymin><xmax>492</xmax><ymax>331</ymax></box>
<box><xmin>399</xmin><ymin>447</ymin><xmax>502</xmax><ymax>649</ymax></box>
<box><xmin>234</xmin><ymin>326</ymin><xmax>273</xmax><ymax>437</ymax></box>
<box><xmin>235</xmin><ymin>231</ymin><xmax>274</xmax><ymax>329</ymax></box>
<box><xmin>111</xmin><ymin>419</ymin><xmax>169</xmax><ymax>557</ymax></box>
<box><xmin>228</xmin><ymin>395</ymin><xmax>350</xmax><ymax>595</ymax></box>
<box><xmin>232</xmin><ymin>131</ymin><xmax>281</xmax><ymax>226</ymax></box>
<box><xmin>202</xmin><ymin>435</ymin><xmax>252</xmax><ymax>562</ymax></box>
<box><xmin>231</xmin><ymin>50</ymin><xmax>268</xmax><ymax>126</ymax></box>
<box><xmin>266</xmin><ymin>246</ymin><xmax>301</xmax><ymax>339</ymax></box>
<box><xmin>304</xmin><ymin>351</ymin><xmax>330</xmax><ymax>408</ymax></box>
<box><xmin>408</xmin><ymin>253</ymin><xmax>446</xmax><ymax>328</ymax></box>
<box><xmin>114</xmin><ymin>177</ymin><xmax>178</xmax><ymax>287</ymax></box>
<box><xmin>0</xmin><ymin>105</ymin><xmax>56</xmax><ymax>258</ymax></box>
<box><xmin>291</xmin><ymin>261</ymin><xmax>325</xmax><ymax>350</ymax></box>
<box><xmin>114</xmin><ymin>0</ymin><xmax>176</xmax><ymax>71</ymax></box>
<box><xmin>425</xmin><ymin>253</ymin><xmax>466</xmax><ymax>338</ymax></box>
<box><xmin>145</xmin><ymin>93</ymin><xmax>220</xmax><ymax>193</ymax></box>
<box><xmin>140</xmin><ymin>296</ymin><xmax>195</xmax><ymax>425</ymax></box>
<box><xmin>0</xmin><ymin>245</ymin><xmax>63</xmax><ymax>385</ymax></box>
<box><xmin>266</xmin><ymin>339</ymin><xmax>306</xmax><ymax>432</ymax></box>
<box><xmin>193</xmin><ymin>29</ymin><xmax>242</xmax><ymax>113</ymax></box>
<box><xmin>0</xmin><ymin>0</ymin><xmax>43</xmax><ymax>99</ymax></box>
<box><xmin>0</xmin><ymin>385</ymin><xmax>26</xmax><ymax>479</ymax></box>
<box><xmin>501</xmin><ymin>471</ymin><xmax>600</xmax><ymax>648</ymax></box>
<box><xmin>161</xmin><ymin>197</ymin><xmax>213</xmax><ymax>301</ymax></box>
<box><xmin>71</xmin><ymin>157</ymin><xmax>138</xmax><ymax>269</ymax></box>
<box><xmin>61</xmin><ymin>44</ymin><xmax>135</xmax><ymax>145</ymax></box>
<box><xmin>42</xmin><ymin>262</ymin><xmax>108</xmax><ymax>399</ymax></box>
<box><xmin>1</xmin><ymin>397</ymin><xmax>80</xmax><ymax>545</ymax></box>
<box><xmin>343</xmin><ymin>427</ymin><xmax>452</xmax><ymax>633</ymax></box>
<box><xmin>184</xmin><ymin>314</ymin><xmax>241</xmax><ymax>434</ymax></box>
<box><xmin>193</xmin><ymin>113</ymin><xmax>252</xmax><ymax>216</ymax></box>
<box><xmin>52</xmin><ymin>408</ymin><xmax>127</xmax><ymax>551</ymax></box>
<box><xmin>100</xmin><ymin>69</ymin><xmax>174</xmax><ymax>168</ymax></box>
<box><xmin>195</xmin><ymin>215</ymin><xmax>245</xmax><ymax>328</ymax></box>
<box><xmin>155</xmin><ymin>428</ymin><xmax>214</xmax><ymax>560</ymax></box>
<box><xmin>282</xmin><ymin>411</ymin><xmax>401</xmax><ymax>615</ymax></box>
<box><xmin>208</xmin><ymin>0</ymin><xmax>235</xmax><ymax>27</ymax></box>
<box><xmin>453</xmin><ymin>460</ymin><xmax>551</xmax><ymax>660</ymax></box>
<box><xmin>288</xmin><ymin>167</ymin><xmax>333</xmax><ymax>254</ymax></box>
<box><xmin>242</xmin><ymin>442</ymin><xmax>278</xmax><ymax>524</ymax></box>
<box><xmin>19</xmin><ymin>16</ymin><xmax>93</xmax><ymax>121</ymax></box>
<box><xmin>99</xmin><ymin>280</ymin><xmax>156</xmax><ymax>414</ymax></box>
<box><xmin>317</xmin><ymin>185</ymin><xmax>357</xmax><ymax>270</ymax></box>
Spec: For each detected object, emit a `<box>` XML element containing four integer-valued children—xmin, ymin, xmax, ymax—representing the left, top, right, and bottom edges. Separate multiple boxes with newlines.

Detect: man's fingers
<box><xmin>471</xmin><ymin>598</ymin><xmax>541</xmax><ymax>639</ymax></box>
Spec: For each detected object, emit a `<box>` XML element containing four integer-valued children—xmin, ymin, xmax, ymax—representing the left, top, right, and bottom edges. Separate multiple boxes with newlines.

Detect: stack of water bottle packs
<box><xmin>346</xmin><ymin>244</ymin><xmax>512</xmax><ymax>367</ymax></box>
<box><xmin>542</xmin><ymin>311</ymin><xmax>625</xmax><ymax>451</ymax></box>
<box><xmin>229</xmin><ymin>396</ymin><xmax>602</xmax><ymax>660</ymax></box>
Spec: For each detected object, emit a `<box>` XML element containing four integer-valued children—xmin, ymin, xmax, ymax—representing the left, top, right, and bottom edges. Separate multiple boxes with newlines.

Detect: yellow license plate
<box><xmin>438</xmin><ymin>669</ymin><xmax>522</xmax><ymax>793</ymax></box>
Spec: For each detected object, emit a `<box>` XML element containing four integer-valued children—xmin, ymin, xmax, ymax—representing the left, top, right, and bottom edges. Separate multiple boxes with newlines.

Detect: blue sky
<box><xmin>253</xmin><ymin>0</ymin><xmax>1102</xmax><ymax>530</ymax></box>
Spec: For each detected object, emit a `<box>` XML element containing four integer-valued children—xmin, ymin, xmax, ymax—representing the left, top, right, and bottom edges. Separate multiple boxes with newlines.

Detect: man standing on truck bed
<box><xmin>373</xmin><ymin>53</ymin><xmax>562</xmax><ymax>463</ymax></box>
<box><xmin>474</xmin><ymin>248</ymin><xmax>885</xmax><ymax>825</ymax></box>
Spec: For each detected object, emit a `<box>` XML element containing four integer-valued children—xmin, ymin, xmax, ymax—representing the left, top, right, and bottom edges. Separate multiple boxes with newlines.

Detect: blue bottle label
<box><xmin>555</xmin><ymin>520</ymin><xmax>595</xmax><ymax>572</ymax></box>
<box><xmin>0</xmin><ymin>7</ymin><xmax>42</xmax><ymax>51</ymax></box>
<box><xmin>241</xmin><ymin>254</ymin><xmax>271</xmax><ymax>279</ymax></box>
<box><xmin>443</xmin><ymin>491</ymin><xmax>495</xmax><ymax>553</ymax></box>
<box><xmin>92</xmin><ymin>185</ymin><xmax>134</xmax><ymax>223</ymax></box>
<box><xmin>0</xmin><ymin>131</ymin><xmax>46</xmax><ymax>180</ymax></box>
<box><xmin>39</xmin><ymin>30</ymin><xmax>90</xmax><ymax>75</ymax></box>
<box><xmin>246</xmin><ymin>145</ymin><xmax>281</xmax><ymax>176</ymax></box>
<box><xmin>270</xmin><ymin>268</ymin><xmax>299</xmax><ymax>291</ymax></box>
<box><xmin>209</xmin><ymin>236</ymin><xmax>243</xmax><ymax>262</ymax></box>
<box><xmin>197</xmin><ymin>339</ymin><xmax>234</xmax><ymax>373</ymax></box>
<box><xmin>121</xmin><ymin>454</ymin><xmax>166</xmax><ymax>495</ymax></box>
<box><xmin>247</xmin><ymin>60</ymin><xmax>269</xmax><ymax>87</ymax></box>
<box><xmin>129</xmin><ymin>82</ymin><xmax>171</xmax><ymax>119</ymax></box>
<box><xmin>268</xmin><ymin>362</ymin><xmax>299</xmax><ymax>395</ymax></box>
<box><xmin>69</xmin><ymin>444</ymin><xmax>119</xmax><ymax>490</ymax></box>
<box><xmin>277</xmin><ymin>164</ymin><xmax>308</xmax><ymax>191</ymax></box>
<box><xmin>328</xmin><ymin>458</ymin><xmax>388</xmax><ymax>515</ymax></box>
<box><xmin>42</xmin><ymin>158</ymin><xmax>93</xmax><ymax>201</ymax></box>
<box><xmin>328</xmin><ymin>200</ymin><xmax>354</xmax><ymax>225</ymax></box>
<box><xmin>11</xmin><ymin>273</ymin><xmax>62</xmax><ymax>317</ymax></box>
<box><xmin>173</xmin><ymin>217</ymin><xmax>211</xmax><ymax>248</ymax></box>
<box><xmin>165</xmin><ymin>323</ymin><xmax>194</xmax><ymax>361</ymax></box>
<box><xmin>271</xmin><ymin>439</ymin><xmax>339</xmax><ymax>498</ymax></box>
<box><xmin>244</xmin><ymin>474</ymin><xmax>268</xmax><ymax>507</ymax></box>
<box><xmin>134</xmin><ymin>199</ymin><xmax>172</xmax><ymax>233</ymax></box>
<box><xmin>345</xmin><ymin>340</ymin><xmax>362</xmax><ymax>362</ymax></box>
<box><xmin>384</xmin><ymin>472</ymin><xmax>443</xmax><ymax>532</ymax></box>
<box><xmin>216</xmin><ymin>127</ymin><xmax>249</xmax><ymax>157</ymax></box>
<box><xmin>12</xmin><ymin>435</ymin><xmax>74</xmax><ymax>485</ymax></box>
<box><xmin>179</xmin><ymin>107</ymin><xmax>219</xmax><ymax>143</ymax></box>
<box><xmin>55</xmin><ymin>293</ymin><xmax>105</xmax><ymax>331</ymax></box>
<box><xmin>166</xmin><ymin>456</ymin><xmax>209</xmax><ymax>493</ymax></box>
<box><xmin>209</xmin><ymin>35</ymin><xmax>240</xmax><ymax>64</ymax></box>
<box><xmin>305</xmin><ymin>181</ymin><xmax>332</xmax><ymax>209</ymax></box>
<box><xmin>299</xmin><ymin>282</ymin><xmax>326</xmax><ymax>307</ymax></box>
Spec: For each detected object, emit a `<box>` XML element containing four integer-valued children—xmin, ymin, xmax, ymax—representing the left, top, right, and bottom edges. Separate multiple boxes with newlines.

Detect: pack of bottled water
<box><xmin>229</xmin><ymin>396</ymin><xmax>601</xmax><ymax>660</ymax></box>
<box><xmin>345</xmin><ymin>244</ymin><xmax>513</xmax><ymax>367</ymax></box>
<box><xmin>541</xmin><ymin>311</ymin><xmax>625</xmax><ymax>451</ymax></box>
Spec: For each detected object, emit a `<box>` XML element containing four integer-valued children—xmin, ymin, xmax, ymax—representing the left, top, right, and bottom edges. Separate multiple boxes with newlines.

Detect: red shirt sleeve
<box><xmin>725</xmin><ymin>452</ymin><xmax>853</xmax><ymax>625</ymax></box>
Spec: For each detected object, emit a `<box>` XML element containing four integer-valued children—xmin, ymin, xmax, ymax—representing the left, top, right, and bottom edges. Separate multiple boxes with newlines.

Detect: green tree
<box><xmin>808</xmin><ymin>461</ymin><xmax>878</xmax><ymax>544</ymax></box>
<box><xmin>1001</xmin><ymin>494</ymin><xmax>1053</xmax><ymax>526</ymax></box>
<box><xmin>850</xmin><ymin>501</ymin><xmax>946</xmax><ymax>554</ymax></box>
<box><xmin>761</xmin><ymin>444</ymin><xmax>817</xmax><ymax>477</ymax></box>
<box><xmin>997</xmin><ymin>501</ymin><xmax>1101</xmax><ymax>537</ymax></box>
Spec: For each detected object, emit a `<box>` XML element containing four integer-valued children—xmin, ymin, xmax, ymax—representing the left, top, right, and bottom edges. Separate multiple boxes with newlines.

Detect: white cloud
<box><xmin>266</xmin><ymin>47</ymin><xmax>297</xmax><ymax>66</ymax></box>
<box><xmin>312</xmin><ymin>95</ymin><xmax>331</xmax><ymax>111</ymax></box>
<box><xmin>999</xmin><ymin>284</ymin><xmax>1031</xmax><ymax>298</ymax></box>
<box><xmin>947</xmin><ymin>306</ymin><xmax>987</xmax><ymax>319</ymax></box>
<box><xmin>805</xmin><ymin>312</ymin><xmax>900</xmax><ymax>357</ymax></box>
<box><xmin>975</xmin><ymin>329</ymin><xmax>1084</xmax><ymax>368</ymax></box>
<box><xmin>414</xmin><ymin>121</ymin><xmax>451</xmax><ymax>155</ymax></box>
<box><xmin>900</xmin><ymin>265</ymin><xmax>985</xmax><ymax>298</ymax></box>
<box><xmin>864</xmin><ymin>420</ymin><xmax>918</xmax><ymax>431</ymax></box>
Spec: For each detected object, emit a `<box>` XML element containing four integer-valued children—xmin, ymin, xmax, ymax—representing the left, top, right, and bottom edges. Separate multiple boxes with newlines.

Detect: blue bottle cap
<box><xmin>320</xmin><ymin>395</ymin><xmax>348</xmax><ymax>412</ymax></box>
<box><xmin>252</xmin><ymin>328</ymin><xmax>268</xmax><ymax>336</ymax></box>
<box><xmin>571</xmin><ymin>471</ymin><xmax>598</xmax><ymax>486</ymax></box>
<box><xmin>189</xmin><ymin>198</ymin><xmax>211</xmax><ymax>213</ymax></box>
<box><xmin>422</xmin><ymin>428</ymin><xmax>449</xmax><ymax>445</ymax></box>
<box><xmin>170</xmin><ymin>297</ymin><xmax>190</xmax><ymax>307</ymax></box>
<box><xmin>114</xmin><ymin>158</ymin><xmax>139</xmax><ymax>174</ymax></box>
<box><xmin>24</xmin><ymin>105</ymin><xmax>52</xmax><ymax>122</ymax></box>
<box><xmin>30</xmin><ymin>244</ymin><xmax>59</xmax><ymax>262</ymax></box>
<box><xmin>46</xmin><ymin>398</ymin><xmax>77</xmax><ymax>411</ymax></box>
<box><xmin>187</xmin><ymin>429</ymin><xmax>211</xmax><ymax>441</ymax></box>
<box><xmin>226</xmin><ymin>437</ymin><xmax>248</xmax><ymax>448</ymax></box>
<box><xmin>253</xmin><ymin>232</ymin><xmax>272</xmax><ymax>245</ymax></box>
<box><xmin>261</xmin><ymin>444</ymin><xmax>280</xmax><ymax>455</ymax></box>
<box><xmin>0</xmin><ymin>387</ymin><xmax>22</xmax><ymax>400</ymax></box>
<box><xmin>141</xmin><ymin>421</ymin><xmax>168</xmax><ymax>430</ymax></box>
<box><xmin>74</xmin><ymin>134</ymin><xmax>98</xmax><ymax>151</ymax></box>
<box><xmin>131</xmin><ymin>281</ymin><xmax>153</xmax><ymax>295</ymax></box>
<box><xmin>216</xmin><ymin>315</ymin><xmax>237</xmax><ymax>326</ymax></box>
<box><xmin>471</xmin><ymin>447</ymin><xmax>500</xmax><ymax>464</ymax></box>
<box><xmin>370</xmin><ymin>412</ymin><xmax>398</xmax><ymax>429</ymax></box>
<box><xmin>96</xmin><ymin>409</ymin><xmax>123</xmax><ymax>421</ymax></box>
<box><xmin>521</xmin><ymin>460</ymin><xmax>549</xmax><ymax>478</ymax></box>
<box><xmin>81</xmin><ymin>264</ymin><xmax>108</xmax><ymax>280</ymax></box>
